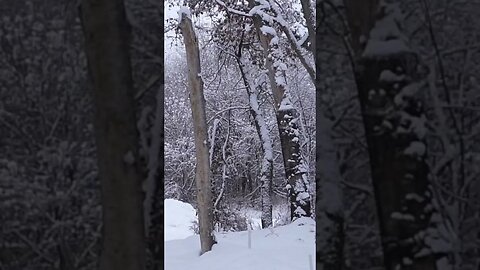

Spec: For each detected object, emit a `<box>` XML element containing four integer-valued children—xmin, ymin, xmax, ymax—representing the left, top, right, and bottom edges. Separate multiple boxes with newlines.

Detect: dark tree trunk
<box><xmin>300</xmin><ymin>0</ymin><xmax>315</xmax><ymax>52</ymax></box>
<box><xmin>143</xmin><ymin>84</ymin><xmax>164</xmax><ymax>270</ymax></box>
<box><xmin>79</xmin><ymin>0</ymin><xmax>146</xmax><ymax>269</ymax></box>
<box><xmin>146</xmin><ymin>161</ymin><xmax>164</xmax><ymax>269</ymax></box>
<box><xmin>249</xmin><ymin>0</ymin><xmax>312</xmax><ymax>221</ymax></box>
<box><xmin>316</xmin><ymin>112</ymin><xmax>345</xmax><ymax>270</ymax></box>
<box><xmin>344</xmin><ymin>2</ymin><xmax>451</xmax><ymax>269</ymax></box>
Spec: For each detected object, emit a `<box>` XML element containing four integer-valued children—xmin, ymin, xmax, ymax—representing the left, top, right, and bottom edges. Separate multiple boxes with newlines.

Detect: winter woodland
<box><xmin>1</xmin><ymin>0</ymin><xmax>480</xmax><ymax>270</ymax></box>
<box><xmin>318</xmin><ymin>0</ymin><xmax>480</xmax><ymax>269</ymax></box>
<box><xmin>164</xmin><ymin>0</ymin><xmax>316</xmax><ymax>268</ymax></box>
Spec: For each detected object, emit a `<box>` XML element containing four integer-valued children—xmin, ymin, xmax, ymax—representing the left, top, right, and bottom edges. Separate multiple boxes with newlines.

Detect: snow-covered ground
<box><xmin>165</xmin><ymin>199</ymin><xmax>315</xmax><ymax>270</ymax></box>
<box><xmin>164</xmin><ymin>199</ymin><xmax>197</xmax><ymax>241</ymax></box>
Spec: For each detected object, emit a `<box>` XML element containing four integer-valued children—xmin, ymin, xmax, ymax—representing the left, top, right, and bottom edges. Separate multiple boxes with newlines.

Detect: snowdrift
<box><xmin>165</xmin><ymin>199</ymin><xmax>315</xmax><ymax>270</ymax></box>
<box><xmin>164</xmin><ymin>199</ymin><xmax>197</xmax><ymax>241</ymax></box>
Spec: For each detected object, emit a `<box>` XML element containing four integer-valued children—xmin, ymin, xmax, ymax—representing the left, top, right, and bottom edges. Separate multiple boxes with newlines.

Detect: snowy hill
<box><xmin>164</xmin><ymin>199</ymin><xmax>197</xmax><ymax>241</ymax></box>
<box><xmin>164</xmin><ymin>199</ymin><xmax>315</xmax><ymax>270</ymax></box>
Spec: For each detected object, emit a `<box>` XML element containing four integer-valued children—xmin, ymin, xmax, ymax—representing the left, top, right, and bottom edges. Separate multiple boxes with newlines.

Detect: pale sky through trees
<box><xmin>164</xmin><ymin>4</ymin><xmax>178</xmax><ymax>52</ymax></box>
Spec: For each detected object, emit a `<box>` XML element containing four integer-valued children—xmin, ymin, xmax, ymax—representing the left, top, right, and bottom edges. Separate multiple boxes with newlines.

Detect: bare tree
<box><xmin>235</xmin><ymin>36</ymin><xmax>274</xmax><ymax>228</ymax></box>
<box><xmin>79</xmin><ymin>0</ymin><xmax>146</xmax><ymax>269</ymax></box>
<box><xmin>179</xmin><ymin>8</ymin><xmax>216</xmax><ymax>254</ymax></box>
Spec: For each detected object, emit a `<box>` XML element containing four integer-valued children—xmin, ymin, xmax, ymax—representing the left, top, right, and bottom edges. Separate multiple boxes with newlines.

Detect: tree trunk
<box><xmin>344</xmin><ymin>0</ymin><xmax>380</xmax><ymax>56</ymax></box>
<box><xmin>249</xmin><ymin>0</ymin><xmax>312</xmax><ymax>221</ymax></box>
<box><xmin>344</xmin><ymin>1</ymin><xmax>452</xmax><ymax>269</ymax></box>
<box><xmin>179</xmin><ymin>9</ymin><xmax>215</xmax><ymax>254</ymax></box>
<box><xmin>145</xmin><ymin>87</ymin><xmax>164</xmax><ymax>269</ymax></box>
<box><xmin>236</xmin><ymin>48</ymin><xmax>274</xmax><ymax>228</ymax></box>
<box><xmin>300</xmin><ymin>0</ymin><xmax>315</xmax><ymax>53</ymax></box>
<box><xmin>316</xmin><ymin>112</ymin><xmax>345</xmax><ymax>270</ymax></box>
<box><xmin>79</xmin><ymin>0</ymin><xmax>146</xmax><ymax>270</ymax></box>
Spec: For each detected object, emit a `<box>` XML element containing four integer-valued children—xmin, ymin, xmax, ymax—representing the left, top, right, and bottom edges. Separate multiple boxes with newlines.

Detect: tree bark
<box><xmin>249</xmin><ymin>0</ymin><xmax>312</xmax><ymax>221</ymax></box>
<box><xmin>236</xmin><ymin>47</ymin><xmax>274</xmax><ymax>228</ymax></box>
<box><xmin>344</xmin><ymin>1</ymin><xmax>451</xmax><ymax>269</ymax></box>
<box><xmin>79</xmin><ymin>0</ymin><xmax>146</xmax><ymax>269</ymax></box>
<box><xmin>316</xmin><ymin>112</ymin><xmax>345</xmax><ymax>270</ymax></box>
<box><xmin>179</xmin><ymin>10</ymin><xmax>216</xmax><ymax>254</ymax></box>
<box><xmin>299</xmin><ymin>0</ymin><xmax>315</xmax><ymax>53</ymax></box>
<box><xmin>145</xmin><ymin>86</ymin><xmax>164</xmax><ymax>270</ymax></box>
<box><xmin>344</xmin><ymin>0</ymin><xmax>380</xmax><ymax>55</ymax></box>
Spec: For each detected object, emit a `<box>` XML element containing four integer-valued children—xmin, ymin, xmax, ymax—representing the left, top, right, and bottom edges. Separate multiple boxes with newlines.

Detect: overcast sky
<box><xmin>164</xmin><ymin>3</ymin><xmax>179</xmax><ymax>53</ymax></box>
<box><xmin>164</xmin><ymin>3</ymin><xmax>216</xmax><ymax>55</ymax></box>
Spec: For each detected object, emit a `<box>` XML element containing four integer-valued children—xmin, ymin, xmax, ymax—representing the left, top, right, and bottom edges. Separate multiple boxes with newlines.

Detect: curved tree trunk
<box><xmin>236</xmin><ymin>49</ymin><xmax>274</xmax><ymax>228</ymax></box>
<box><xmin>179</xmin><ymin>9</ymin><xmax>215</xmax><ymax>254</ymax></box>
<box><xmin>79</xmin><ymin>0</ymin><xmax>146</xmax><ymax>269</ymax></box>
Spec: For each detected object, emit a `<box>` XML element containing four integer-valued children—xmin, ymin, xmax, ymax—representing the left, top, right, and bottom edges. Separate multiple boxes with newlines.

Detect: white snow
<box><xmin>403</xmin><ymin>141</ymin><xmax>426</xmax><ymax>156</ymax></box>
<box><xmin>403</xmin><ymin>257</ymin><xmax>413</xmax><ymax>265</ymax></box>
<box><xmin>279</xmin><ymin>95</ymin><xmax>294</xmax><ymax>111</ymax></box>
<box><xmin>275</xmin><ymin>74</ymin><xmax>287</xmax><ymax>86</ymax></box>
<box><xmin>209</xmin><ymin>119</ymin><xmax>220</xmax><ymax>166</ymax></box>
<box><xmin>164</xmin><ymin>200</ymin><xmax>314</xmax><ymax>269</ymax></box>
<box><xmin>164</xmin><ymin>199</ymin><xmax>197</xmax><ymax>241</ymax></box>
<box><xmin>177</xmin><ymin>6</ymin><xmax>192</xmax><ymax>22</ymax></box>
<box><xmin>294</xmin><ymin>207</ymin><xmax>307</xmax><ymax>217</ymax></box>
<box><xmin>123</xmin><ymin>151</ymin><xmax>135</xmax><ymax>164</ymax></box>
<box><xmin>273</xmin><ymin>61</ymin><xmax>288</xmax><ymax>71</ymax></box>
<box><xmin>405</xmin><ymin>193</ymin><xmax>424</xmax><ymax>203</ymax></box>
<box><xmin>362</xmin><ymin>4</ymin><xmax>411</xmax><ymax>58</ymax></box>
<box><xmin>379</xmin><ymin>70</ymin><xmax>405</xmax><ymax>82</ymax></box>
<box><xmin>391</xmin><ymin>212</ymin><xmax>415</xmax><ymax>221</ymax></box>
<box><xmin>297</xmin><ymin>191</ymin><xmax>310</xmax><ymax>201</ymax></box>
<box><xmin>165</xmin><ymin>217</ymin><xmax>315</xmax><ymax>270</ymax></box>
<box><xmin>368</xmin><ymin>89</ymin><xmax>375</xmax><ymax>100</ymax></box>
<box><xmin>395</xmin><ymin>112</ymin><xmax>427</xmax><ymax>139</ymax></box>
<box><xmin>394</xmin><ymin>81</ymin><xmax>424</xmax><ymax>106</ymax></box>
<box><xmin>259</xmin><ymin>25</ymin><xmax>276</xmax><ymax>37</ymax></box>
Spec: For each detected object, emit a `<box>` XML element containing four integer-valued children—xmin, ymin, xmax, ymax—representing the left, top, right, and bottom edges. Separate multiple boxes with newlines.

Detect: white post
<box><xmin>309</xmin><ymin>254</ymin><xmax>313</xmax><ymax>270</ymax></box>
<box><xmin>248</xmin><ymin>226</ymin><xmax>251</xmax><ymax>249</ymax></box>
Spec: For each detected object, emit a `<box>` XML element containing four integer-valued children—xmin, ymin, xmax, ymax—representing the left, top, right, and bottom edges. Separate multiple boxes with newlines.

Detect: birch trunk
<box><xmin>79</xmin><ymin>0</ymin><xmax>146</xmax><ymax>269</ymax></box>
<box><xmin>179</xmin><ymin>9</ymin><xmax>215</xmax><ymax>254</ymax></box>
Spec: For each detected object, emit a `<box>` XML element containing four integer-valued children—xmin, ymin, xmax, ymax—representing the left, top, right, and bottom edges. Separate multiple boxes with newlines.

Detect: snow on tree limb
<box><xmin>177</xmin><ymin>6</ymin><xmax>192</xmax><ymax>22</ymax></box>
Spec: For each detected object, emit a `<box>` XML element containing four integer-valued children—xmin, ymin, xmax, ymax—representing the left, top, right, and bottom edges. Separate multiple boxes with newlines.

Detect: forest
<box><xmin>318</xmin><ymin>0</ymin><xmax>480</xmax><ymax>269</ymax></box>
<box><xmin>0</xmin><ymin>0</ymin><xmax>479</xmax><ymax>270</ymax></box>
<box><xmin>165</xmin><ymin>0</ymin><xmax>315</xmax><ymax>268</ymax></box>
